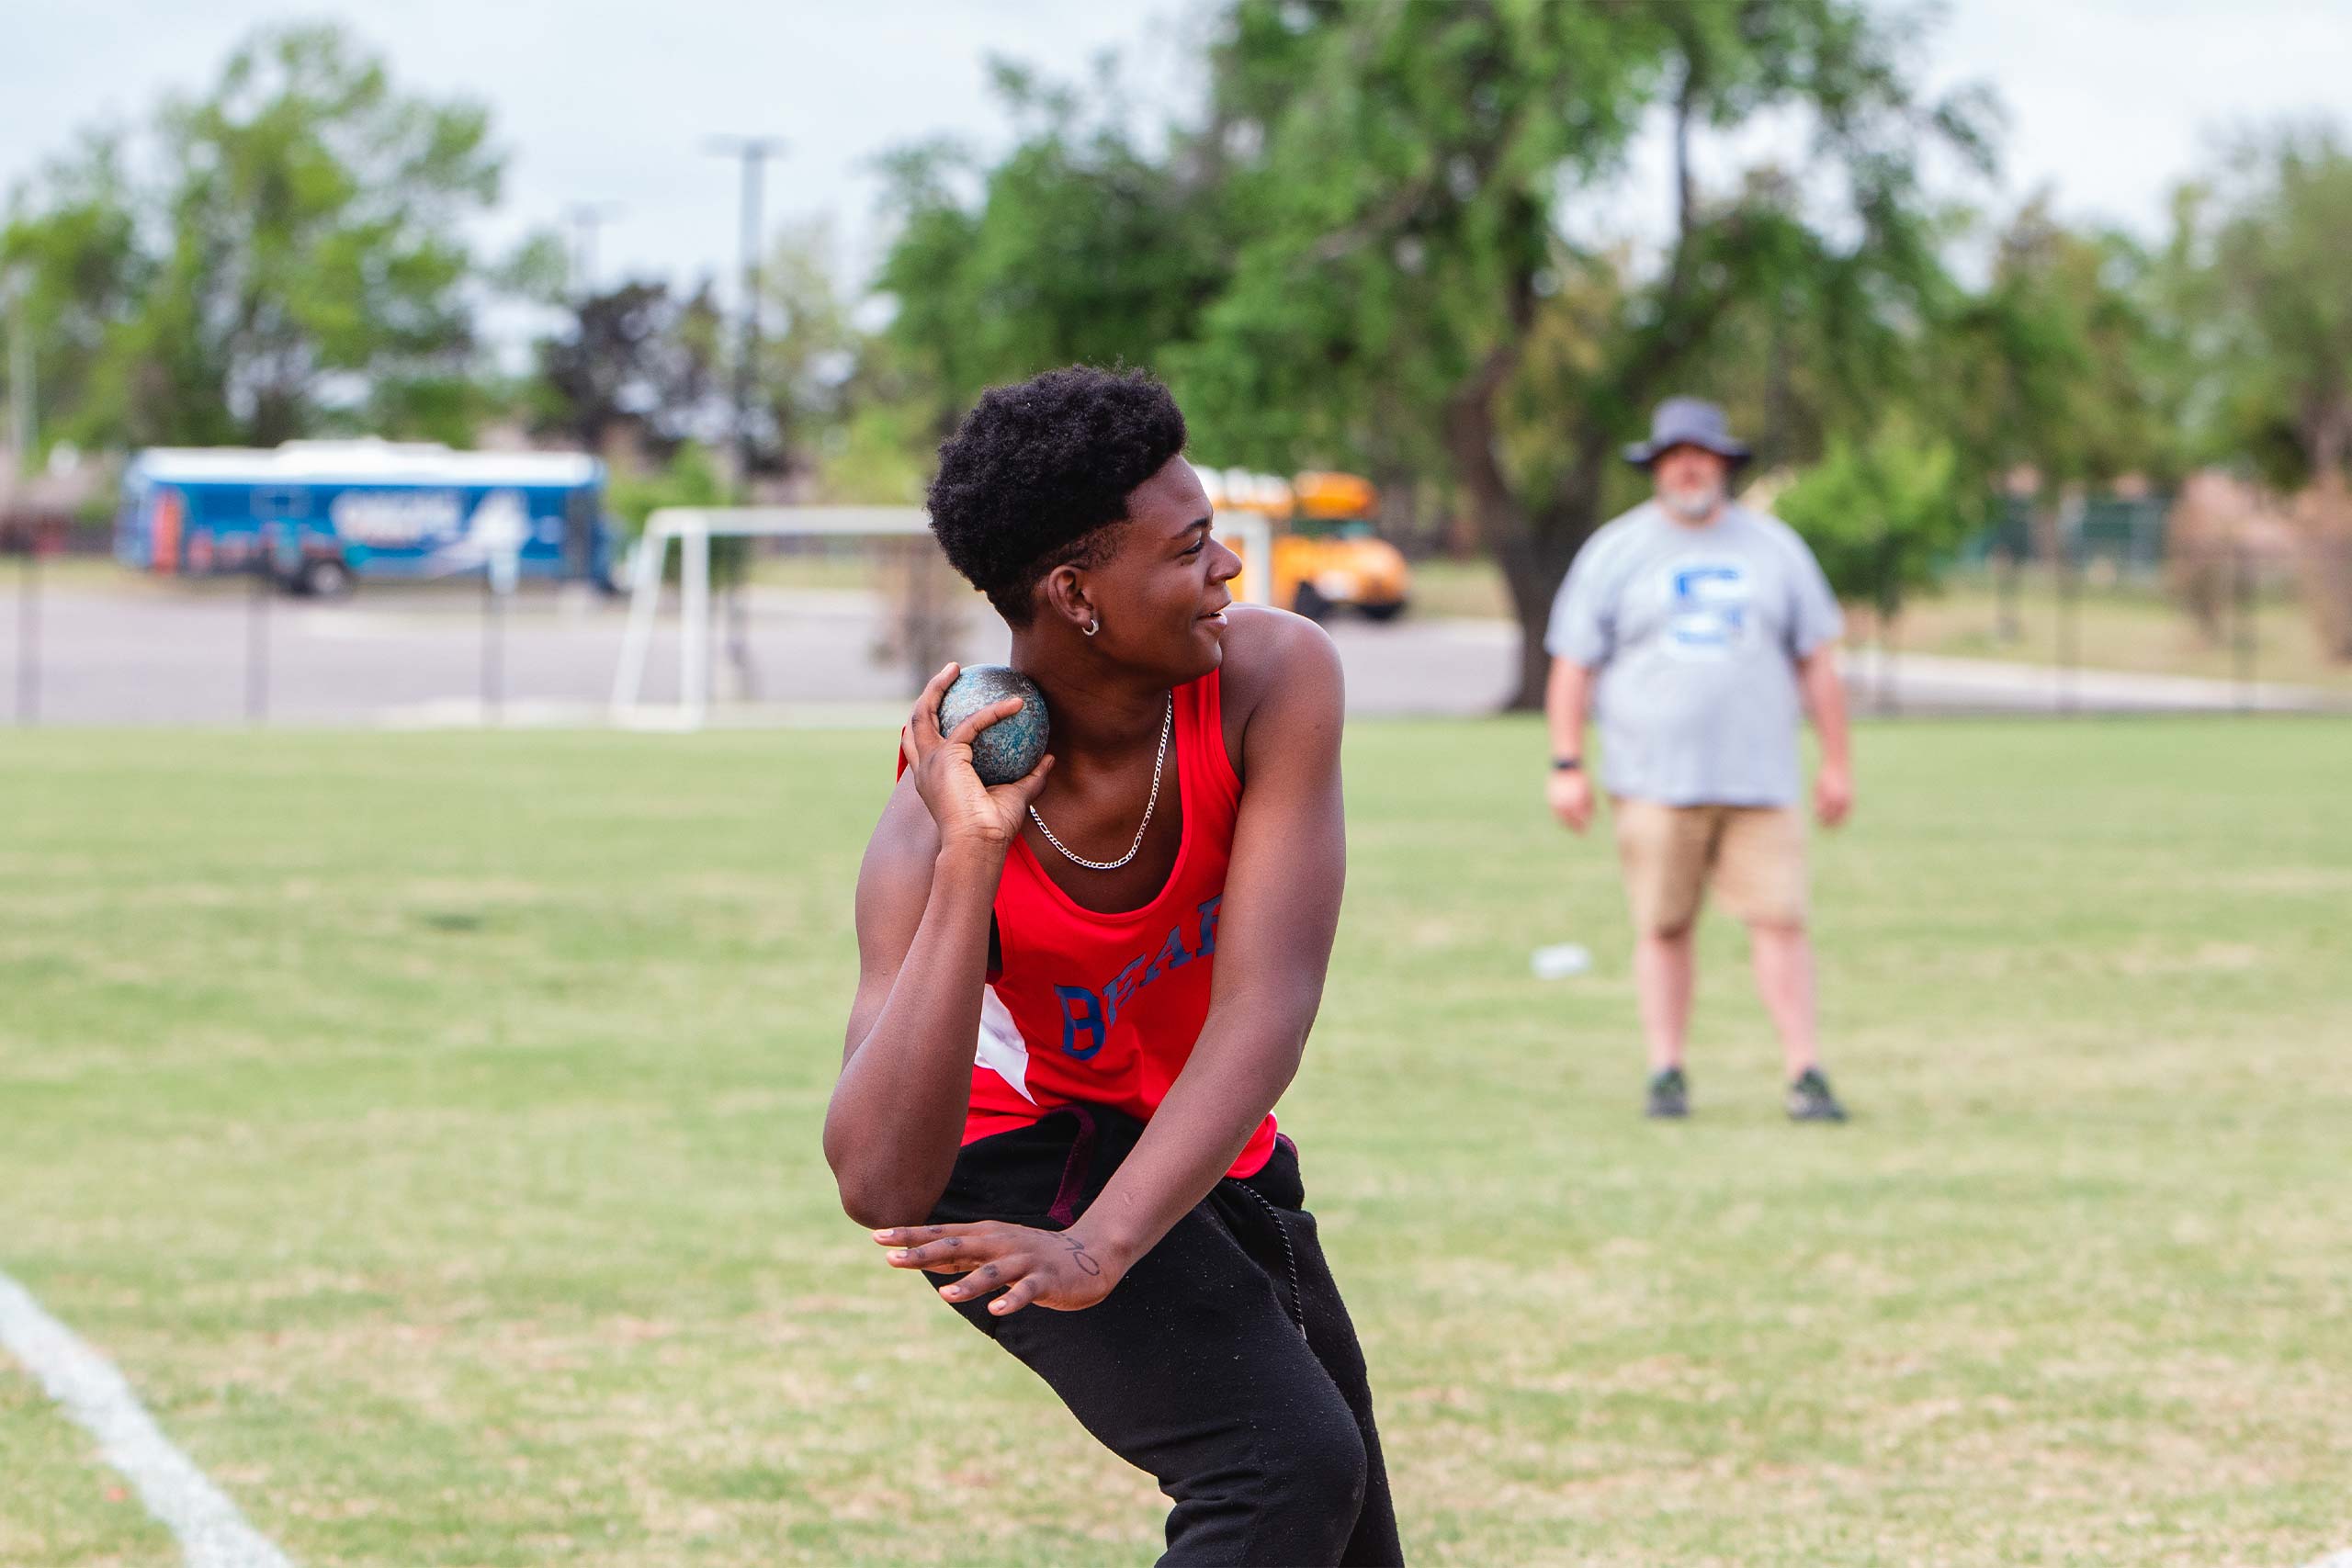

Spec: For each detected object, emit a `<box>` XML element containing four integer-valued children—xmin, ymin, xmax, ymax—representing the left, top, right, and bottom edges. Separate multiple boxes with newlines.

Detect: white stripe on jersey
<box><xmin>976</xmin><ymin>984</ymin><xmax>1036</xmax><ymax>1104</ymax></box>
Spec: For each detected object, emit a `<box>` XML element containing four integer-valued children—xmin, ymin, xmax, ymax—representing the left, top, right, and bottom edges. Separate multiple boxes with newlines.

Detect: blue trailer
<box><xmin>117</xmin><ymin>441</ymin><xmax>615</xmax><ymax>596</ymax></box>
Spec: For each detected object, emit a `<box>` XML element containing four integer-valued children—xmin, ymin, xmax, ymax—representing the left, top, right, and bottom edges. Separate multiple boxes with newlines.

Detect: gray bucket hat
<box><xmin>1623</xmin><ymin>397</ymin><xmax>1752</xmax><ymax>468</ymax></box>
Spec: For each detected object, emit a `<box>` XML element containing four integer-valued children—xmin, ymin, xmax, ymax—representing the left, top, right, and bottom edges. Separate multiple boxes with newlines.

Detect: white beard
<box><xmin>1662</xmin><ymin>487</ymin><xmax>1724</xmax><ymax>522</ymax></box>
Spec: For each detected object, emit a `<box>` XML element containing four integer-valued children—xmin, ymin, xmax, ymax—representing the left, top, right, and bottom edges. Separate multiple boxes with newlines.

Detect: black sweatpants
<box><xmin>924</xmin><ymin>1105</ymin><xmax>1404</xmax><ymax>1567</ymax></box>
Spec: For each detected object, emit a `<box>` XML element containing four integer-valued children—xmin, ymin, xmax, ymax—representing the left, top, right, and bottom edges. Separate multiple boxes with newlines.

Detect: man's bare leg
<box><xmin>1634</xmin><ymin>926</ymin><xmax>1697</xmax><ymax>1073</ymax></box>
<box><xmin>1747</xmin><ymin>921</ymin><xmax>1818</xmax><ymax>1078</ymax></box>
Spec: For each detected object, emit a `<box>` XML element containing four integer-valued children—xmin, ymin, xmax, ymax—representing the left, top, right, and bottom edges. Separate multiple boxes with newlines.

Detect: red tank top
<box><xmin>903</xmin><ymin>671</ymin><xmax>1275</xmax><ymax>1179</ymax></box>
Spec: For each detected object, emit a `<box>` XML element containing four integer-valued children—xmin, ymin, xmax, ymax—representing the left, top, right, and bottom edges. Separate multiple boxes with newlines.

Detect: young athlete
<box><xmin>826</xmin><ymin>367</ymin><xmax>1402</xmax><ymax>1566</ymax></box>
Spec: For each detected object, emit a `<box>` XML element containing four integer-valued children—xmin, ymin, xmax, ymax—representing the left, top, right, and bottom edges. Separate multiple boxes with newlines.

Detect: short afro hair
<box><xmin>927</xmin><ymin>366</ymin><xmax>1188</xmax><ymax>624</ymax></box>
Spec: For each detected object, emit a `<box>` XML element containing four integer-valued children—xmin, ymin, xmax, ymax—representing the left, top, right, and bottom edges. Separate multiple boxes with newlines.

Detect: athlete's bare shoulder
<box><xmin>1211</xmin><ymin>604</ymin><xmax>1344</xmax><ymax>780</ymax></box>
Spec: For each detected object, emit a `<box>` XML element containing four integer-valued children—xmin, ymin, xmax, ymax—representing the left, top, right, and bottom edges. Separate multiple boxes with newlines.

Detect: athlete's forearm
<box><xmin>824</xmin><ymin>843</ymin><xmax>1002</xmax><ymax>1226</ymax></box>
<box><xmin>1067</xmin><ymin>993</ymin><xmax>1312</xmax><ymax>1269</ymax></box>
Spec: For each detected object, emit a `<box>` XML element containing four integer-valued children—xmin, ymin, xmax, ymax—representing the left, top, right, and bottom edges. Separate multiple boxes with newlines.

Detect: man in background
<box><xmin>1544</xmin><ymin>397</ymin><xmax>1854</xmax><ymax>1122</ymax></box>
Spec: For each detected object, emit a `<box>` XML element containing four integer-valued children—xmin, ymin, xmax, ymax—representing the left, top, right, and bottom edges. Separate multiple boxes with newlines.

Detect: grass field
<box><xmin>3</xmin><ymin>717</ymin><xmax>2348</xmax><ymax>1567</ymax></box>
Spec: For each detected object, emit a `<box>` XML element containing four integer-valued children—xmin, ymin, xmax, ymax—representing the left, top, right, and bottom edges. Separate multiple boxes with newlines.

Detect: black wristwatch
<box><xmin>1551</xmin><ymin>756</ymin><xmax>1582</xmax><ymax>773</ymax></box>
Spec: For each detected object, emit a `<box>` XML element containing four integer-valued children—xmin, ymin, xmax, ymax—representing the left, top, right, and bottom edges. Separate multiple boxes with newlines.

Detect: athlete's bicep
<box><xmin>844</xmin><ymin>775</ymin><xmax>941</xmax><ymax>1065</ymax></box>
<box><xmin>1212</xmin><ymin>621</ymin><xmax>1347</xmax><ymax>1032</ymax></box>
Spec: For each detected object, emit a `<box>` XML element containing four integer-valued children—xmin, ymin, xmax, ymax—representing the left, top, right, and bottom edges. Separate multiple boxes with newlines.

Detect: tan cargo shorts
<box><xmin>1611</xmin><ymin>797</ymin><xmax>1808</xmax><ymax>935</ymax></box>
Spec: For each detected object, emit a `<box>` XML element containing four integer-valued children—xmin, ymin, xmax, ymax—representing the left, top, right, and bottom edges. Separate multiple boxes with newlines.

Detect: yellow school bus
<box><xmin>1199</xmin><ymin>468</ymin><xmax>1411</xmax><ymax>621</ymax></box>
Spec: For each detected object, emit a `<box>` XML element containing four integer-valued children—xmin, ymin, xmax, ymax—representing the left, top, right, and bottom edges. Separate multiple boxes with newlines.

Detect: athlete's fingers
<box><xmin>943</xmin><ymin>694</ymin><xmax>1024</xmax><ymax>750</ymax></box>
<box><xmin>907</xmin><ymin>1247</ymin><xmax>988</xmax><ymax>1274</ymax></box>
<box><xmin>987</xmin><ymin>1273</ymin><xmax>1046</xmax><ymax>1316</ymax></box>
<box><xmin>886</xmin><ymin>1234</ymin><xmax>1003</xmax><ymax>1271</ymax></box>
<box><xmin>870</xmin><ymin>1222</ymin><xmax>983</xmax><ymax>1247</ymax></box>
<box><xmin>876</xmin><ymin>1223</ymin><xmax>1009</xmax><ymax>1270</ymax></box>
<box><xmin>908</xmin><ymin>663</ymin><xmax>960</xmax><ymax>749</ymax></box>
<box><xmin>996</xmin><ymin>750</ymin><xmax>1055</xmax><ymax>807</ymax></box>
<box><xmin>934</xmin><ymin>1258</ymin><xmax>1014</xmax><ymax>1302</ymax></box>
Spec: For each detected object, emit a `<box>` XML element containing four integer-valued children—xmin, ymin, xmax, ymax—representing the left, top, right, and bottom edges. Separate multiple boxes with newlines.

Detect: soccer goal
<box><xmin>608</xmin><ymin>505</ymin><xmax>933</xmax><ymax>729</ymax></box>
<box><xmin>607</xmin><ymin>502</ymin><xmax>1276</xmax><ymax>731</ymax></box>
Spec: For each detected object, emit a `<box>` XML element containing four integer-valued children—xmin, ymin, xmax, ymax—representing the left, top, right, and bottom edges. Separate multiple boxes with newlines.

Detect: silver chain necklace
<box><xmin>1028</xmin><ymin>695</ymin><xmax>1173</xmax><ymax>873</ymax></box>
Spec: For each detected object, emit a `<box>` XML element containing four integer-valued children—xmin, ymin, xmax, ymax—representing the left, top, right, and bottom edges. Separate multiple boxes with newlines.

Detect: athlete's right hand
<box><xmin>902</xmin><ymin>662</ymin><xmax>1054</xmax><ymax>853</ymax></box>
<box><xmin>875</xmin><ymin>1219</ymin><xmax>1125</xmax><ymax>1315</ymax></box>
<box><xmin>1548</xmin><ymin>768</ymin><xmax>1593</xmax><ymax>832</ymax></box>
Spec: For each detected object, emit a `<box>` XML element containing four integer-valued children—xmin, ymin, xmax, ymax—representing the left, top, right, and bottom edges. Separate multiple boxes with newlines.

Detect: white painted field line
<box><xmin>0</xmin><ymin>1269</ymin><xmax>294</xmax><ymax>1568</ymax></box>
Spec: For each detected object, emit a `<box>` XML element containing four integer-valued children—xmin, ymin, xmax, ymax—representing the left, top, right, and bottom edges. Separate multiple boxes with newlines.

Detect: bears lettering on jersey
<box><xmin>1051</xmin><ymin>896</ymin><xmax>1223</xmax><ymax>1060</ymax></box>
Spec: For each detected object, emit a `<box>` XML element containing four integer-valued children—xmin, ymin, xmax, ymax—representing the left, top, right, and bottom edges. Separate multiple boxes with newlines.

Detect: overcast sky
<box><xmin>6</xmin><ymin>0</ymin><xmax>2346</xmax><ymax>305</ymax></box>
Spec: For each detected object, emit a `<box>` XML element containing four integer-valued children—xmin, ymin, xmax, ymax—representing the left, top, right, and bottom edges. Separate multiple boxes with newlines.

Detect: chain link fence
<box><xmin>6</xmin><ymin>510</ymin><xmax>2351</xmax><ymax>726</ymax></box>
<box><xmin>0</xmin><ymin>523</ymin><xmax>997</xmax><ymax>728</ymax></box>
<box><xmin>1821</xmin><ymin>487</ymin><xmax>2348</xmax><ymax>716</ymax></box>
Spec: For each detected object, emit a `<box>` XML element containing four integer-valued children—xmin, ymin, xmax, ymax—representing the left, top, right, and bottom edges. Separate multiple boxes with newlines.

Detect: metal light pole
<box><xmin>6</xmin><ymin>271</ymin><xmax>31</xmax><ymax>479</ymax></box>
<box><xmin>704</xmin><ymin>137</ymin><xmax>786</xmax><ymax>705</ymax></box>
<box><xmin>562</xmin><ymin>201</ymin><xmax>624</xmax><ymax>299</ymax></box>
<box><xmin>6</xmin><ymin>271</ymin><xmax>36</xmax><ymax>727</ymax></box>
<box><xmin>705</xmin><ymin>136</ymin><xmax>787</xmax><ymax>501</ymax></box>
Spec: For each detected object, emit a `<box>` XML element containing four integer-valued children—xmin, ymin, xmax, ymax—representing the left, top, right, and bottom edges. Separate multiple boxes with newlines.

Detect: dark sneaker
<box><xmin>1645</xmin><ymin>1066</ymin><xmax>1690</xmax><ymax>1120</ymax></box>
<box><xmin>1786</xmin><ymin>1067</ymin><xmax>1848</xmax><ymax>1123</ymax></box>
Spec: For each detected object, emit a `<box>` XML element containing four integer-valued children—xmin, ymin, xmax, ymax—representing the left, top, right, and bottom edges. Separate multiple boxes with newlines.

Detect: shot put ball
<box><xmin>939</xmin><ymin>665</ymin><xmax>1050</xmax><ymax>785</ymax></box>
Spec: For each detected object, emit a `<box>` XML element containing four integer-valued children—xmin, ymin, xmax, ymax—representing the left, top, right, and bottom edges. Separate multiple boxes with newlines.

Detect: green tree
<box><xmin>1957</xmin><ymin>200</ymin><xmax>2170</xmax><ymax>475</ymax></box>
<box><xmin>607</xmin><ymin>441</ymin><xmax>729</xmax><ymax>536</ymax></box>
<box><xmin>2</xmin><ymin>22</ymin><xmax>503</xmax><ymax>450</ymax></box>
<box><xmin>1772</xmin><ymin>422</ymin><xmax>1971</xmax><ymax>619</ymax></box>
<box><xmin>2171</xmin><ymin>123</ymin><xmax>2352</xmax><ymax>486</ymax></box>
<box><xmin>752</xmin><ymin>219</ymin><xmax>863</xmax><ymax>480</ymax></box>
<box><xmin>527</xmin><ymin>279</ymin><xmax>726</xmax><ymax>460</ymax></box>
<box><xmin>873</xmin><ymin>62</ymin><xmax>1227</xmax><ymax>440</ymax></box>
<box><xmin>2163</xmin><ymin>122</ymin><xmax>2352</xmax><ymax>660</ymax></box>
<box><xmin>1170</xmin><ymin>0</ymin><xmax>1996</xmax><ymax>705</ymax></box>
<box><xmin>0</xmin><ymin>132</ymin><xmax>151</xmax><ymax>455</ymax></box>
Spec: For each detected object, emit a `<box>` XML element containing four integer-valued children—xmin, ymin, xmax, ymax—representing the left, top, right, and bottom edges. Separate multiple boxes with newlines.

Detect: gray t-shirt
<box><xmin>1545</xmin><ymin>501</ymin><xmax>1843</xmax><ymax>807</ymax></box>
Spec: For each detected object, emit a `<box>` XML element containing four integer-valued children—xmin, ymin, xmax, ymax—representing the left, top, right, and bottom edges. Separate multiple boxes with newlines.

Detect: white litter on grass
<box><xmin>1530</xmin><ymin>942</ymin><xmax>1593</xmax><ymax>980</ymax></box>
<box><xmin>0</xmin><ymin>1269</ymin><xmax>294</xmax><ymax>1568</ymax></box>
<box><xmin>2301</xmin><ymin>1553</ymin><xmax>2352</xmax><ymax>1568</ymax></box>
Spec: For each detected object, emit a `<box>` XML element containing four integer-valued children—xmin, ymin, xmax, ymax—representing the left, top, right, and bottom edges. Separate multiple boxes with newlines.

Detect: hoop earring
<box><xmin>1083</xmin><ymin>618</ymin><xmax>1100</xmax><ymax>637</ymax></box>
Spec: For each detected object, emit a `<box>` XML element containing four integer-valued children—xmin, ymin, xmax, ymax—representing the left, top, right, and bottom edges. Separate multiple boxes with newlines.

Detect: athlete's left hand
<box><xmin>873</xmin><ymin>1221</ymin><xmax>1128</xmax><ymax>1316</ymax></box>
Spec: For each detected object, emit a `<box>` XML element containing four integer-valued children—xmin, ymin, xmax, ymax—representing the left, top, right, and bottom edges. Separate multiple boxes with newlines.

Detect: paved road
<box><xmin>1</xmin><ymin>576</ymin><xmax>2338</xmax><ymax>727</ymax></box>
